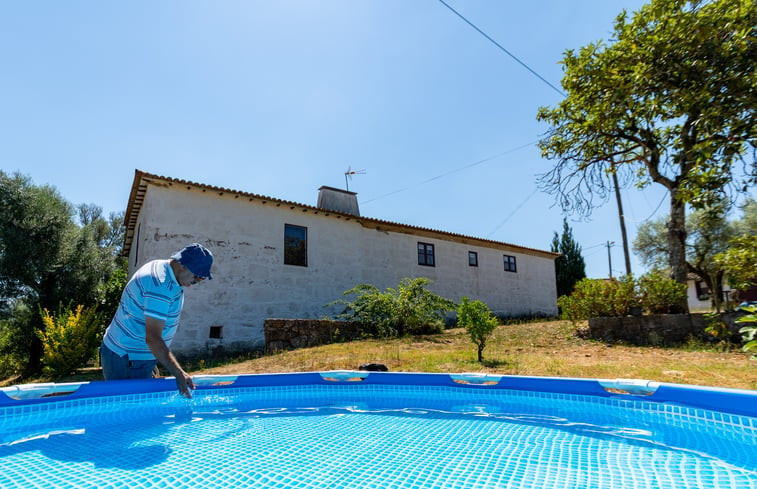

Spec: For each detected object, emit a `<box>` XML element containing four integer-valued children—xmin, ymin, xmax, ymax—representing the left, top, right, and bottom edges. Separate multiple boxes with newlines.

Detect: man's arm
<box><xmin>145</xmin><ymin>316</ymin><xmax>195</xmax><ymax>398</ymax></box>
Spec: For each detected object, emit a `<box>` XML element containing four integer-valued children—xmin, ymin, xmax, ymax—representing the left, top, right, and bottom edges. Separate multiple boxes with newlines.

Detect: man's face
<box><xmin>176</xmin><ymin>264</ymin><xmax>206</xmax><ymax>287</ymax></box>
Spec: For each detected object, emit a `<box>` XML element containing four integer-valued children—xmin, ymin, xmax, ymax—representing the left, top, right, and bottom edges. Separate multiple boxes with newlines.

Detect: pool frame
<box><xmin>1</xmin><ymin>372</ymin><xmax>756</xmax><ymax>418</ymax></box>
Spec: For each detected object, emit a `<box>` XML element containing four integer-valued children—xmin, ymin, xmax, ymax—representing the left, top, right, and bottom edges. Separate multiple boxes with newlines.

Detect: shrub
<box><xmin>330</xmin><ymin>278</ymin><xmax>455</xmax><ymax>337</ymax></box>
<box><xmin>558</xmin><ymin>277</ymin><xmax>638</xmax><ymax>322</ymax></box>
<box><xmin>0</xmin><ymin>301</ymin><xmax>36</xmax><ymax>377</ymax></box>
<box><xmin>37</xmin><ymin>304</ymin><xmax>105</xmax><ymax>378</ymax></box>
<box><xmin>736</xmin><ymin>305</ymin><xmax>757</xmax><ymax>359</ymax></box>
<box><xmin>638</xmin><ymin>271</ymin><xmax>687</xmax><ymax>314</ymax></box>
<box><xmin>457</xmin><ymin>297</ymin><xmax>499</xmax><ymax>362</ymax></box>
<box><xmin>558</xmin><ymin>272</ymin><xmax>692</xmax><ymax>321</ymax></box>
<box><xmin>703</xmin><ymin>311</ymin><xmax>732</xmax><ymax>351</ymax></box>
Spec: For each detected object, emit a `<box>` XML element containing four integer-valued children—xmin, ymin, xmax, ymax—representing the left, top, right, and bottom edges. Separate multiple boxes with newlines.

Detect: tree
<box><xmin>715</xmin><ymin>198</ymin><xmax>757</xmax><ymax>292</ymax></box>
<box><xmin>550</xmin><ymin>218</ymin><xmax>586</xmax><ymax>297</ymax></box>
<box><xmin>457</xmin><ymin>297</ymin><xmax>498</xmax><ymax>363</ymax></box>
<box><xmin>635</xmin><ymin>197</ymin><xmax>755</xmax><ymax>310</ymax></box>
<box><xmin>715</xmin><ymin>235</ymin><xmax>757</xmax><ymax>293</ymax></box>
<box><xmin>634</xmin><ymin>201</ymin><xmax>729</xmax><ymax>310</ymax></box>
<box><xmin>537</xmin><ymin>0</ymin><xmax>756</xmax><ymax>312</ymax></box>
<box><xmin>0</xmin><ymin>171</ymin><xmax>124</xmax><ymax>376</ymax></box>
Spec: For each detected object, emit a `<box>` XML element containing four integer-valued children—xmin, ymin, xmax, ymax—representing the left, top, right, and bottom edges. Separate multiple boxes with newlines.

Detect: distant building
<box><xmin>122</xmin><ymin>170</ymin><xmax>559</xmax><ymax>356</ymax></box>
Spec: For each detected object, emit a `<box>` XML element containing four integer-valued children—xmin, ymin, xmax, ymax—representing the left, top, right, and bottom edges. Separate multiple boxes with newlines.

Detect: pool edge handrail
<box><xmin>0</xmin><ymin>372</ymin><xmax>755</xmax><ymax>417</ymax></box>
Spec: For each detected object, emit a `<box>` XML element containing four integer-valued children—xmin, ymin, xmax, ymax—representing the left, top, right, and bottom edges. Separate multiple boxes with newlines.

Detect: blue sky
<box><xmin>0</xmin><ymin>1</ymin><xmax>704</xmax><ymax>278</ymax></box>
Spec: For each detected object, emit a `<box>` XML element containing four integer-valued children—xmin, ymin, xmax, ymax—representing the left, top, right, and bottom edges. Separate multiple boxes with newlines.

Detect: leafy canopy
<box><xmin>0</xmin><ymin>171</ymin><xmax>125</xmax><ymax>376</ymax></box>
<box><xmin>537</xmin><ymin>0</ymin><xmax>756</xmax><ymax>298</ymax></box>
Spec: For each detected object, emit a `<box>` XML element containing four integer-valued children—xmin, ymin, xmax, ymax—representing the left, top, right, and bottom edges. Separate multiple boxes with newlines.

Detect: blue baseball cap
<box><xmin>171</xmin><ymin>243</ymin><xmax>213</xmax><ymax>279</ymax></box>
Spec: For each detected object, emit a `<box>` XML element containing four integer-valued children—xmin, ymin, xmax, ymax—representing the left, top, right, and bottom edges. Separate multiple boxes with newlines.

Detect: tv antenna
<box><xmin>344</xmin><ymin>166</ymin><xmax>366</xmax><ymax>191</ymax></box>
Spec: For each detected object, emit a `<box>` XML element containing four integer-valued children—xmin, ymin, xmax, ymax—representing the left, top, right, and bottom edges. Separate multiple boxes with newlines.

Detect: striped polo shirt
<box><xmin>102</xmin><ymin>259</ymin><xmax>184</xmax><ymax>360</ymax></box>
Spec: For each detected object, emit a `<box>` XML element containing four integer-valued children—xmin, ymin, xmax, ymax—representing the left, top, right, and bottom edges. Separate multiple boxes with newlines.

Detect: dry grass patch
<box><xmin>197</xmin><ymin>320</ymin><xmax>756</xmax><ymax>390</ymax></box>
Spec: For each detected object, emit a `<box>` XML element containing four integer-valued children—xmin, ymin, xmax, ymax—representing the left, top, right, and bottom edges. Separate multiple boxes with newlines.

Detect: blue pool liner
<box><xmin>1</xmin><ymin>372</ymin><xmax>755</xmax><ymax>417</ymax></box>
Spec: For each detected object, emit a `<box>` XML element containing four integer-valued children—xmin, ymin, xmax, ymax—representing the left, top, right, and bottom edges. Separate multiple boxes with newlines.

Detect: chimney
<box><xmin>317</xmin><ymin>186</ymin><xmax>360</xmax><ymax>216</ymax></box>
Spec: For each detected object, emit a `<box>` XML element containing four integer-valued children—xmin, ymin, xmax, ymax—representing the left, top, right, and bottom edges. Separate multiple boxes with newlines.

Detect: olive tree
<box><xmin>0</xmin><ymin>171</ymin><xmax>124</xmax><ymax>376</ymax></box>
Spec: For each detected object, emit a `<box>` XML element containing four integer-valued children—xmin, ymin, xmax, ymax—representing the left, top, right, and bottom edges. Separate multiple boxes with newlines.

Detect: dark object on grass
<box><xmin>359</xmin><ymin>363</ymin><xmax>388</xmax><ymax>372</ymax></box>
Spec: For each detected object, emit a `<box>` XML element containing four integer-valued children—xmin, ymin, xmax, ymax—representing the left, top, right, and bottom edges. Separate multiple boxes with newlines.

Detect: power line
<box><xmin>486</xmin><ymin>187</ymin><xmax>539</xmax><ymax>238</ymax></box>
<box><xmin>360</xmin><ymin>140</ymin><xmax>537</xmax><ymax>205</ymax></box>
<box><xmin>437</xmin><ymin>0</ymin><xmax>566</xmax><ymax>98</ymax></box>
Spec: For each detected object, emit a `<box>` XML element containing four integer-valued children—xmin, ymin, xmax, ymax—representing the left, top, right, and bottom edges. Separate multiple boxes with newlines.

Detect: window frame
<box><xmin>468</xmin><ymin>251</ymin><xmax>478</xmax><ymax>267</ymax></box>
<box><xmin>284</xmin><ymin>223</ymin><xmax>308</xmax><ymax>267</ymax></box>
<box><xmin>417</xmin><ymin>242</ymin><xmax>435</xmax><ymax>267</ymax></box>
<box><xmin>503</xmin><ymin>254</ymin><xmax>517</xmax><ymax>273</ymax></box>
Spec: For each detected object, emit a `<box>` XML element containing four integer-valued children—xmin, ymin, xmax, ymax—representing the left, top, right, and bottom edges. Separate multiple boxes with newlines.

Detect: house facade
<box><xmin>123</xmin><ymin>170</ymin><xmax>559</xmax><ymax>356</ymax></box>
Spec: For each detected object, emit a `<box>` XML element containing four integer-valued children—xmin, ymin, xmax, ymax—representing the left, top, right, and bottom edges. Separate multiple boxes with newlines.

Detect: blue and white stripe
<box><xmin>103</xmin><ymin>259</ymin><xmax>184</xmax><ymax>360</ymax></box>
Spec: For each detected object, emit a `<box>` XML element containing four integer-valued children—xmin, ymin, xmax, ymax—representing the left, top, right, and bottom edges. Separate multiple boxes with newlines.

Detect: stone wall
<box><xmin>264</xmin><ymin>318</ymin><xmax>363</xmax><ymax>351</ymax></box>
<box><xmin>588</xmin><ymin>312</ymin><xmax>745</xmax><ymax>346</ymax></box>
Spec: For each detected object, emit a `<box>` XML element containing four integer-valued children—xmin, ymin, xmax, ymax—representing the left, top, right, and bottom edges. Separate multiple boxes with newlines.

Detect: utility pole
<box><xmin>611</xmin><ymin>163</ymin><xmax>632</xmax><ymax>277</ymax></box>
<box><xmin>606</xmin><ymin>241</ymin><xmax>615</xmax><ymax>279</ymax></box>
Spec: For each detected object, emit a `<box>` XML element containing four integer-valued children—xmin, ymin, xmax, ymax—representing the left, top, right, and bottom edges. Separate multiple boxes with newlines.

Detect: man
<box><xmin>100</xmin><ymin>243</ymin><xmax>213</xmax><ymax>398</ymax></box>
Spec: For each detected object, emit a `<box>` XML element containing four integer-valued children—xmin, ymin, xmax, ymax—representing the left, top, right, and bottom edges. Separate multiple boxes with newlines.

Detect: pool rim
<box><xmin>1</xmin><ymin>372</ymin><xmax>755</xmax><ymax>418</ymax></box>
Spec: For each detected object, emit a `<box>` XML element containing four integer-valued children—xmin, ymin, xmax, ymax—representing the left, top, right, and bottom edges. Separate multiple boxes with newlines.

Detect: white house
<box><xmin>123</xmin><ymin>170</ymin><xmax>559</xmax><ymax>356</ymax></box>
<box><xmin>686</xmin><ymin>273</ymin><xmax>736</xmax><ymax>311</ymax></box>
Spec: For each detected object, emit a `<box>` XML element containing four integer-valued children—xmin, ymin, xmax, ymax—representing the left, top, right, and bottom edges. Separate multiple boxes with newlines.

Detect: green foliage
<box><xmin>0</xmin><ymin>302</ymin><xmax>36</xmax><ymax>378</ymax></box>
<box><xmin>558</xmin><ymin>272</ymin><xmax>688</xmax><ymax>321</ymax></box>
<box><xmin>100</xmin><ymin>259</ymin><xmax>128</xmax><ymax>320</ymax></box>
<box><xmin>638</xmin><ymin>272</ymin><xmax>688</xmax><ymax>314</ymax></box>
<box><xmin>703</xmin><ymin>311</ymin><xmax>732</xmax><ymax>351</ymax></box>
<box><xmin>736</xmin><ymin>305</ymin><xmax>757</xmax><ymax>359</ymax></box>
<box><xmin>550</xmin><ymin>218</ymin><xmax>586</xmax><ymax>297</ymax></box>
<box><xmin>635</xmin><ymin>196</ymin><xmax>752</xmax><ymax>311</ymax></box>
<box><xmin>331</xmin><ymin>278</ymin><xmax>456</xmax><ymax>338</ymax></box>
<box><xmin>715</xmin><ymin>234</ymin><xmax>757</xmax><ymax>291</ymax></box>
<box><xmin>537</xmin><ymin>0</ymin><xmax>756</xmax><ymax>295</ymax></box>
<box><xmin>37</xmin><ymin>304</ymin><xmax>105</xmax><ymax>378</ymax></box>
<box><xmin>0</xmin><ymin>171</ymin><xmax>124</xmax><ymax>375</ymax></box>
<box><xmin>557</xmin><ymin>276</ymin><xmax>639</xmax><ymax>322</ymax></box>
<box><xmin>457</xmin><ymin>297</ymin><xmax>499</xmax><ymax>362</ymax></box>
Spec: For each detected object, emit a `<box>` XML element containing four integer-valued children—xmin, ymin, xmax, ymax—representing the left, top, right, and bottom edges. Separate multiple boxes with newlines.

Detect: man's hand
<box><xmin>145</xmin><ymin>316</ymin><xmax>195</xmax><ymax>398</ymax></box>
<box><xmin>175</xmin><ymin>371</ymin><xmax>196</xmax><ymax>398</ymax></box>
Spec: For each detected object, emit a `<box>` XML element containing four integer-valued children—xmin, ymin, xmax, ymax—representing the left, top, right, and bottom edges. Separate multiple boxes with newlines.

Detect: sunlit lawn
<box><xmin>194</xmin><ymin>320</ymin><xmax>756</xmax><ymax>391</ymax></box>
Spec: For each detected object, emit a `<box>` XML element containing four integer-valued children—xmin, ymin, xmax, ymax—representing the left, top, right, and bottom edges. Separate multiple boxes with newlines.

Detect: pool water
<box><xmin>1</xmin><ymin>383</ymin><xmax>756</xmax><ymax>488</ymax></box>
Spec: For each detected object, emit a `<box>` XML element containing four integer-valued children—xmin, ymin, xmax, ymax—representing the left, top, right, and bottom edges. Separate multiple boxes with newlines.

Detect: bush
<box><xmin>457</xmin><ymin>297</ymin><xmax>499</xmax><ymax>362</ymax></box>
<box><xmin>736</xmin><ymin>305</ymin><xmax>757</xmax><ymax>359</ymax></box>
<box><xmin>558</xmin><ymin>276</ymin><xmax>639</xmax><ymax>322</ymax></box>
<box><xmin>37</xmin><ymin>304</ymin><xmax>105</xmax><ymax>378</ymax></box>
<box><xmin>638</xmin><ymin>272</ymin><xmax>687</xmax><ymax>314</ymax></box>
<box><xmin>558</xmin><ymin>272</ymin><xmax>688</xmax><ymax>321</ymax></box>
<box><xmin>330</xmin><ymin>278</ymin><xmax>456</xmax><ymax>337</ymax></box>
<box><xmin>0</xmin><ymin>301</ymin><xmax>36</xmax><ymax>378</ymax></box>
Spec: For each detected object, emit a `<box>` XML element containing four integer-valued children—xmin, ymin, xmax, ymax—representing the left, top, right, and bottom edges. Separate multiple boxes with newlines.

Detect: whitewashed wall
<box><xmin>685</xmin><ymin>279</ymin><xmax>734</xmax><ymax>312</ymax></box>
<box><xmin>129</xmin><ymin>184</ymin><xmax>558</xmax><ymax>356</ymax></box>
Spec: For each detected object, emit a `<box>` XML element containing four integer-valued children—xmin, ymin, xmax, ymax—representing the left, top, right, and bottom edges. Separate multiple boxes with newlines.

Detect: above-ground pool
<box><xmin>1</xmin><ymin>372</ymin><xmax>756</xmax><ymax>488</ymax></box>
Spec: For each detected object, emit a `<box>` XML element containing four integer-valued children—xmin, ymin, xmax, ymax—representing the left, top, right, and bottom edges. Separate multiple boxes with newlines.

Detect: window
<box><xmin>503</xmin><ymin>254</ymin><xmax>517</xmax><ymax>272</ymax></box>
<box><xmin>695</xmin><ymin>281</ymin><xmax>710</xmax><ymax>301</ymax></box>
<box><xmin>209</xmin><ymin>325</ymin><xmax>223</xmax><ymax>339</ymax></box>
<box><xmin>284</xmin><ymin>224</ymin><xmax>308</xmax><ymax>266</ymax></box>
<box><xmin>418</xmin><ymin>242</ymin><xmax>435</xmax><ymax>267</ymax></box>
<box><xmin>468</xmin><ymin>251</ymin><xmax>478</xmax><ymax>267</ymax></box>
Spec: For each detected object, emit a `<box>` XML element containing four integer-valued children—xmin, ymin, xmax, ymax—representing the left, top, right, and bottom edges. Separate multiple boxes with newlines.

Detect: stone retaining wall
<box><xmin>264</xmin><ymin>318</ymin><xmax>362</xmax><ymax>351</ymax></box>
<box><xmin>588</xmin><ymin>312</ymin><xmax>745</xmax><ymax>346</ymax></box>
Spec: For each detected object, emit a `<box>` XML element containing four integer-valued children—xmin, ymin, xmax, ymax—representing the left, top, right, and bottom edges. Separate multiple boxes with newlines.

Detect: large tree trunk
<box><xmin>667</xmin><ymin>195</ymin><xmax>690</xmax><ymax>313</ymax></box>
<box><xmin>711</xmin><ymin>270</ymin><xmax>725</xmax><ymax>312</ymax></box>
